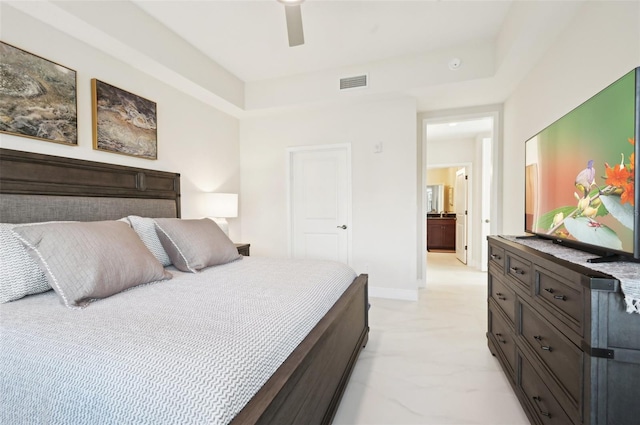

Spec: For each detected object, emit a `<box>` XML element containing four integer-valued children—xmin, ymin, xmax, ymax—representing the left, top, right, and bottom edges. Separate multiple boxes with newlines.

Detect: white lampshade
<box><xmin>208</xmin><ymin>193</ymin><xmax>238</xmax><ymax>218</ymax></box>
<box><xmin>207</xmin><ymin>193</ymin><xmax>238</xmax><ymax>237</ymax></box>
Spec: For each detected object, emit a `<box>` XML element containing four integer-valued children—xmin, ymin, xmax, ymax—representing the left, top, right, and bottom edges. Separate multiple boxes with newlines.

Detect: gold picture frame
<box><xmin>0</xmin><ymin>41</ymin><xmax>77</xmax><ymax>145</ymax></box>
<box><xmin>91</xmin><ymin>79</ymin><xmax>158</xmax><ymax>160</ymax></box>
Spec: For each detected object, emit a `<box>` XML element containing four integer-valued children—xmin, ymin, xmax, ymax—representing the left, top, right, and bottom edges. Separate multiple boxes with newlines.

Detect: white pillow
<box><xmin>124</xmin><ymin>216</ymin><xmax>172</xmax><ymax>266</ymax></box>
<box><xmin>0</xmin><ymin>223</ymin><xmax>51</xmax><ymax>303</ymax></box>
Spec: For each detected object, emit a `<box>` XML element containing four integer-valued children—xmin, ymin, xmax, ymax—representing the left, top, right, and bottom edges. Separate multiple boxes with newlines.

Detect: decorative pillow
<box><xmin>154</xmin><ymin>218</ymin><xmax>241</xmax><ymax>273</ymax></box>
<box><xmin>12</xmin><ymin>221</ymin><xmax>172</xmax><ymax>309</ymax></box>
<box><xmin>124</xmin><ymin>216</ymin><xmax>172</xmax><ymax>266</ymax></box>
<box><xmin>0</xmin><ymin>223</ymin><xmax>51</xmax><ymax>303</ymax></box>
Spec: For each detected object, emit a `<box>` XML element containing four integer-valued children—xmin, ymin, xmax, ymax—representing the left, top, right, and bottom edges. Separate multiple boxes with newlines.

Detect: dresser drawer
<box><xmin>520</xmin><ymin>302</ymin><xmax>581</xmax><ymax>408</ymax></box>
<box><xmin>488</xmin><ymin>303</ymin><xmax>516</xmax><ymax>377</ymax></box>
<box><xmin>534</xmin><ymin>266</ymin><xmax>583</xmax><ymax>330</ymax></box>
<box><xmin>489</xmin><ymin>273</ymin><xmax>515</xmax><ymax>324</ymax></box>
<box><xmin>518</xmin><ymin>350</ymin><xmax>574</xmax><ymax>425</ymax></box>
<box><xmin>506</xmin><ymin>252</ymin><xmax>532</xmax><ymax>292</ymax></box>
<box><xmin>489</xmin><ymin>244</ymin><xmax>505</xmax><ymax>271</ymax></box>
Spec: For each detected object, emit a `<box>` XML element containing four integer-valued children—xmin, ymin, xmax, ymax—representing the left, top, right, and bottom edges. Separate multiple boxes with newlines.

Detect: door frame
<box><xmin>286</xmin><ymin>143</ymin><xmax>353</xmax><ymax>264</ymax></box>
<box><xmin>454</xmin><ymin>166</ymin><xmax>469</xmax><ymax>264</ymax></box>
<box><xmin>419</xmin><ymin>106</ymin><xmax>502</xmax><ymax>287</ymax></box>
<box><xmin>480</xmin><ymin>136</ymin><xmax>493</xmax><ymax>271</ymax></box>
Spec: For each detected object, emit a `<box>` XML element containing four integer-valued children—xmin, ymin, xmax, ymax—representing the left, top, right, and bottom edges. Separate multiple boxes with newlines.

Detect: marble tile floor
<box><xmin>333</xmin><ymin>252</ymin><xmax>529</xmax><ymax>425</ymax></box>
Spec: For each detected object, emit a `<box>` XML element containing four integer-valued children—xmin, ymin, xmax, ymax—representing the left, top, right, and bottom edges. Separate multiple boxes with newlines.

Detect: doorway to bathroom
<box><xmin>420</xmin><ymin>108</ymin><xmax>501</xmax><ymax>288</ymax></box>
<box><xmin>426</xmin><ymin>165</ymin><xmax>469</xmax><ymax>262</ymax></box>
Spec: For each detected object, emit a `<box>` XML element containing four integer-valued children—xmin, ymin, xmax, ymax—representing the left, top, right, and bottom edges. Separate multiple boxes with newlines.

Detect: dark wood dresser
<box><xmin>487</xmin><ymin>236</ymin><xmax>640</xmax><ymax>425</ymax></box>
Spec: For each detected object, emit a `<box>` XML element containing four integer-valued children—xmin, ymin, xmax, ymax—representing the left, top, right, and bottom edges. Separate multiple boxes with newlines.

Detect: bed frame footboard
<box><xmin>231</xmin><ymin>273</ymin><xmax>369</xmax><ymax>425</ymax></box>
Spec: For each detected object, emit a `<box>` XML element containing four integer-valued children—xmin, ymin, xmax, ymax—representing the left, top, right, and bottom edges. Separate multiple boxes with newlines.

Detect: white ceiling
<box><xmin>133</xmin><ymin>0</ymin><xmax>513</xmax><ymax>83</ymax></box>
<box><xmin>130</xmin><ymin>0</ymin><xmax>584</xmax><ymax>117</ymax></box>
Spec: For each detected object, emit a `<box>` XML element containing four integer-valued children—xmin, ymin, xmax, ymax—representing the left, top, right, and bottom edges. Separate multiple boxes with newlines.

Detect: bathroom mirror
<box><xmin>426</xmin><ymin>184</ymin><xmax>444</xmax><ymax>214</ymax></box>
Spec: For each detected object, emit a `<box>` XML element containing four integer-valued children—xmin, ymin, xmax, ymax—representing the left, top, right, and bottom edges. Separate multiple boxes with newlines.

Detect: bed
<box><xmin>0</xmin><ymin>148</ymin><xmax>369</xmax><ymax>424</ymax></box>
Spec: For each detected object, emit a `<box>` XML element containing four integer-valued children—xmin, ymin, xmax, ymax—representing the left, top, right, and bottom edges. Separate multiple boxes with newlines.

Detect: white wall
<box><xmin>240</xmin><ymin>97</ymin><xmax>418</xmax><ymax>300</ymax></box>
<box><xmin>0</xmin><ymin>5</ymin><xmax>241</xmax><ymax>239</ymax></box>
<box><xmin>502</xmin><ymin>1</ymin><xmax>640</xmax><ymax>234</ymax></box>
<box><xmin>426</xmin><ymin>138</ymin><xmax>476</xmax><ymax>166</ymax></box>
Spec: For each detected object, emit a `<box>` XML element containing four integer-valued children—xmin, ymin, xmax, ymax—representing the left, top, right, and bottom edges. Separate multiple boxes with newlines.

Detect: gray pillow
<box><xmin>0</xmin><ymin>223</ymin><xmax>51</xmax><ymax>303</ymax></box>
<box><xmin>124</xmin><ymin>216</ymin><xmax>172</xmax><ymax>266</ymax></box>
<box><xmin>12</xmin><ymin>221</ymin><xmax>172</xmax><ymax>309</ymax></box>
<box><xmin>154</xmin><ymin>218</ymin><xmax>241</xmax><ymax>272</ymax></box>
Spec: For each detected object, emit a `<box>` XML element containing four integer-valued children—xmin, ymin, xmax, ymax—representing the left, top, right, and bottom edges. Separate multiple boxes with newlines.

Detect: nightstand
<box><xmin>235</xmin><ymin>243</ymin><xmax>250</xmax><ymax>256</ymax></box>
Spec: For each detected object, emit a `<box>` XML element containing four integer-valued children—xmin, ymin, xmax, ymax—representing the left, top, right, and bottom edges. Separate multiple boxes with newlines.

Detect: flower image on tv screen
<box><xmin>525</xmin><ymin>68</ymin><xmax>638</xmax><ymax>258</ymax></box>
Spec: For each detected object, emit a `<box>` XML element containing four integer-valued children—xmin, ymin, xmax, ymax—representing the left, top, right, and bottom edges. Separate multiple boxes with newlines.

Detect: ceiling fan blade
<box><xmin>284</xmin><ymin>4</ymin><xmax>304</xmax><ymax>47</ymax></box>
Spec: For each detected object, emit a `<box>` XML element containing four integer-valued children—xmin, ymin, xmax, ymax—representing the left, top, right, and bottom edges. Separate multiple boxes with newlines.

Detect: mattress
<box><xmin>0</xmin><ymin>257</ymin><xmax>356</xmax><ymax>424</ymax></box>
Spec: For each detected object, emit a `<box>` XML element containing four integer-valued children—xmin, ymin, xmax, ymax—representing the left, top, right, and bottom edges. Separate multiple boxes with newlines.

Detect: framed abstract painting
<box><xmin>0</xmin><ymin>41</ymin><xmax>77</xmax><ymax>145</ymax></box>
<box><xmin>91</xmin><ymin>79</ymin><xmax>158</xmax><ymax>159</ymax></box>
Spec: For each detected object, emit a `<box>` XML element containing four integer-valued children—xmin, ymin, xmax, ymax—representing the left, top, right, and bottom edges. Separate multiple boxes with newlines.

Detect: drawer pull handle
<box><xmin>495</xmin><ymin>292</ymin><xmax>507</xmax><ymax>301</ymax></box>
<box><xmin>533</xmin><ymin>335</ymin><xmax>553</xmax><ymax>352</ymax></box>
<box><xmin>544</xmin><ymin>287</ymin><xmax>566</xmax><ymax>301</ymax></box>
<box><xmin>491</xmin><ymin>254</ymin><xmax>501</xmax><ymax>260</ymax></box>
<box><xmin>532</xmin><ymin>396</ymin><xmax>552</xmax><ymax>418</ymax></box>
<box><xmin>510</xmin><ymin>267</ymin><xmax>525</xmax><ymax>275</ymax></box>
<box><xmin>495</xmin><ymin>333</ymin><xmax>507</xmax><ymax>344</ymax></box>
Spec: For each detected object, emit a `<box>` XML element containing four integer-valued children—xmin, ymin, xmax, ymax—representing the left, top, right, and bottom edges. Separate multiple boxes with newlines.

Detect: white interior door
<box><xmin>289</xmin><ymin>145</ymin><xmax>350</xmax><ymax>263</ymax></box>
<box><xmin>455</xmin><ymin>168</ymin><xmax>468</xmax><ymax>264</ymax></box>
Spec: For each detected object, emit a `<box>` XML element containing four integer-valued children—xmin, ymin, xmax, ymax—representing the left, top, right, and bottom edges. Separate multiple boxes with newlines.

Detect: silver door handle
<box><xmin>337</xmin><ymin>225</ymin><xmax>347</xmax><ymax>229</ymax></box>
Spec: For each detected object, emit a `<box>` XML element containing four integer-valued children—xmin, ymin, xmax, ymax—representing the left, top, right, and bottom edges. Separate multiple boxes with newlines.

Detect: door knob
<box><xmin>337</xmin><ymin>225</ymin><xmax>347</xmax><ymax>229</ymax></box>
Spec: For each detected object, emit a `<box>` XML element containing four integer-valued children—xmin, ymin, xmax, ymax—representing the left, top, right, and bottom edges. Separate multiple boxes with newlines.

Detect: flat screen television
<box><xmin>525</xmin><ymin>67</ymin><xmax>640</xmax><ymax>262</ymax></box>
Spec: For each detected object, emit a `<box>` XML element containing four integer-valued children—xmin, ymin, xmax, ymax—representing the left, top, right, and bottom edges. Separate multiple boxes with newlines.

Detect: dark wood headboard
<box><xmin>0</xmin><ymin>148</ymin><xmax>181</xmax><ymax>222</ymax></box>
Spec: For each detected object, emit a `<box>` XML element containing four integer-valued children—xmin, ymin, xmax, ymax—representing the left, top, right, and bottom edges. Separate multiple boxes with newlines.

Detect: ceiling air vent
<box><xmin>340</xmin><ymin>74</ymin><xmax>368</xmax><ymax>91</ymax></box>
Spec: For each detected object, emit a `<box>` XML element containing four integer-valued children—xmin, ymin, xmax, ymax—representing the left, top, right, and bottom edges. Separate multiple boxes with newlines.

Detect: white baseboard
<box><xmin>368</xmin><ymin>286</ymin><xmax>418</xmax><ymax>301</ymax></box>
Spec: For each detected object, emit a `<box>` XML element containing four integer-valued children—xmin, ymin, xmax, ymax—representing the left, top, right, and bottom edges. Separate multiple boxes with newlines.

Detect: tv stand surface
<box><xmin>487</xmin><ymin>236</ymin><xmax>640</xmax><ymax>425</ymax></box>
<box><xmin>533</xmin><ymin>235</ymin><xmax>640</xmax><ymax>264</ymax></box>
